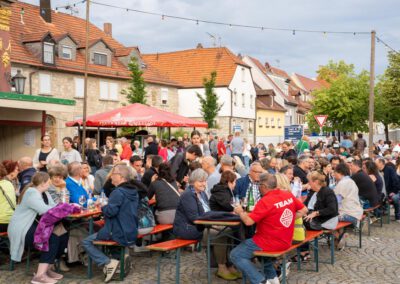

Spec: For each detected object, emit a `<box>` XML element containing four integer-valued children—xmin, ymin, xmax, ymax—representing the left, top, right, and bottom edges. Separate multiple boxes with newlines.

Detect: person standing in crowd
<box><xmin>2</xmin><ymin>160</ymin><xmax>20</xmax><ymax>195</ymax></box>
<box><xmin>144</xmin><ymin>136</ymin><xmax>158</xmax><ymax>163</ymax></box>
<box><xmin>120</xmin><ymin>137</ymin><xmax>133</xmax><ymax>161</ymax></box>
<box><xmin>158</xmin><ymin>140</ymin><xmax>169</xmax><ymax>162</ymax></box>
<box><xmin>209</xmin><ymin>134</ymin><xmax>219</xmax><ymax>160</ymax></box>
<box><xmin>225</xmin><ymin>134</ymin><xmax>233</xmax><ymax>156</ymax></box>
<box><xmin>376</xmin><ymin>158</ymin><xmax>400</xmax><ymax>222</ymax></box>
<box><xmin>148</xmin><ymin>163</ymin><xmax>180</xmax><ymax>224</ymax></box>
<box><xmin>242</xmin><ymin>138</ymin><xmax>252</xmax><ymax>170</ymax></box>
<box><xmin>18</xmin><ymin>157</ymin><xmax>36</xmax><ymax>193</ymax></box>
<box><xmin>293</xmin><ymin>155</ymin><xmax>311</xmax><ymax>189</ymax></box>
<box><xmin>101</xmin><ymin>137</ymin><xmax>117</xmax><ymax>156</ymax></box>
<box><xmin>170</xmin><ymin>145</ymin><xmax>203</xmax><ymax>190</ymax></box>
<box><xmin>142</xmin><ymin>155</ymin><xmax>163</xmax><ymax>188</ymax></box>
<box><xmin>280</xmin><ymin>141</ymin><xmax>297</xmax><ymax>160</ymax></box>
<box><xmin>0</xmin><ymin>163</ymin><xmax>16</xmax><ymax>233</ymax></box>
<box><xmin>132</xmin><ymin>140</ymin><xmax>143</xmax><ymax>158</ymax></box>
<box><xmin>81</xmin><ymin>163</ymin><xmax>95</xmax><ymax>194</ymax></box>
<box><xmin>130</xmin><ymin>155</ymin><xmax>144</xmax><ymax>181</ymax></box>
<box><xmin>191</xmin><ymin>130</ymin><xmax>210</xmax><ymax>156</ymax></box>
<box><xmin>94</xmin><ymin>155</ymin><xmax>114</xmax><ymax>195</ymax></box>
<box><xmin>60</xmin><ymin>137</ymin><xmax>82</xmax><ymax>165</ymax></box>
<box><xmin>201</xmin><ymin>156</ymin><xmax>221</xmax><ymax>198</ymax></box>
<box><xmin>86</xmin><ymin>139</ymin><xmax>102</xmax><ymax>174</ymax></box>
<box><xmin>295</xmin><ymin>135</ymin><xmax>310</xmax><ymax>155</ymax></box>
<box><xmin>340</xmin><ymin>135</ymin><xmax>353</xmax><ymax>149</ymax></box>
<box><xmin>230</xmin><ymin>131</ymin><xmax>244</xmax><ymax>162</ymax></box>
<box><xmin>8</xmin><ymin>172</ymin><xmax>68</xmax><ymax>284</ymax></box>
<box><xmin>72</xmin><ymin>136</ymin><xmax>82</xmax><ymax>153</ymax></box>
<box><xmin>230</xmin><ymin>173</ymin><xmax>307</xmax><ymax>284</ymax></box>
<box><xmin>82</xmin><ymin>165</ymin><xmax>139</xmax><ymax>283</ymax></box>
<box><xmin>353</xmin><ymin>133</ymin><xmax>367</xmax><ymax>154</ymax></box>
<box><xmin>217</xmin><ymin>136</ymin><xmax>227</xmax><ymax>160</ymax></box>
<box><xmin>33</xmin><ymin>135</ymin><xmax>59</xmax><ymax>172</ymax></box>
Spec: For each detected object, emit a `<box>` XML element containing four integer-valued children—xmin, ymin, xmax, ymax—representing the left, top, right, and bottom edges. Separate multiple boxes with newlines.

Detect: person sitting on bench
<box><xmin>230</xmin><ymin>173</ymin><xmax>307</xmax><ymax>284</ymax></box>
<box><xmin>81</xmin><ymin>165</ymin><xmax>139</xmax><ymax>283</ymax></box>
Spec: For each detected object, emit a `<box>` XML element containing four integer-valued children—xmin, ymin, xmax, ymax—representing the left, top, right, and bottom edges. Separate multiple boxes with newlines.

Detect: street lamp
<box><xmin>12</xmin><ymin>70</ymin><xmax>26</xmax><ymax>94</ymax></box>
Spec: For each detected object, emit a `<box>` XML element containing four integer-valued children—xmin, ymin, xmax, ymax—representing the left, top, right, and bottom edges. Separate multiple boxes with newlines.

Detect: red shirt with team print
<box><xmin>248</xmin><ymin>189</ymin><xmax>304</xmax><ymax>251</ymax></box>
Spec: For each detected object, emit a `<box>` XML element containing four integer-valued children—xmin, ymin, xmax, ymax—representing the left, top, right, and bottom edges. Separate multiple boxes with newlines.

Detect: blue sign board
<box><xmin>284</xmin><ymin>125</ymin><xmax>303</xmax><ymax>143</ymax></box>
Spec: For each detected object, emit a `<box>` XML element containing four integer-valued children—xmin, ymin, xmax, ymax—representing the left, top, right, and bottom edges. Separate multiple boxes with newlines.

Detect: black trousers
<box><xmin>25</xmin><ymin>222</ymin><xmax>69</xmax><ymax>264</ymax></box>
<box><xmin>0</xmin><ymin>223</ymin><xmax>8</xmax><ymax>233</ymax></box>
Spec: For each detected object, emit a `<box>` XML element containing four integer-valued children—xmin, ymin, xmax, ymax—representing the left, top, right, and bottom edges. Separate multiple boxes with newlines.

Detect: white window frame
<box><xmin>271</xmin><ymin>117</ymin><xmax>275</xmax><ymax>128</ymax></box>
<box><xmin>39</xmin><ymin>73</ymin><xmax>51</xmax><ymax>95</ymax></box>
<box><xmin>161</xmin><ymin>88</ymin><xmax>168</xmax><ymax>105</ymax></box>
<box><xmin>277</xmin><ymin>118</ymin><xmax>281</xmax><ymax>128</ymax></box>
<box><xmin>233</xmin><ymin>90</ymin><xmax>237</xmax><ymax>106</ymax></box>
<box><xmin>242</xmin><ymin>93</ymin><xmax>245</xmax><ymax>108</ymax></box>
<box><xmin>258</xmin><ymin>117</ymin><xmax>262</xmax><ymax>127</ymax></box>
<box><xmin>74</xmin><ymin>77</ymin><xmax>84</xmax><ymax>98</ymax></box>
<box><xmin>99</xmin><ymin>81</ymin><xmax>118</xmax><ymax>100</ymax></box>
<box><xmin>265</xmin><ymin>117</ymin><xmax>269</xmax><ymax>127</ymax></box>
<box><xmin>250</xmin><ymin>95</ymin><xmax>253</xmax><ymax>109</ymax></box>
<box><xmin>61</xmin><ymin>45</ymin><xmax>72</xmax><ymax>60</ymax></box>
<box><xmin>241</xmin><ymin>67</ymin><xmax>245</xmax><ymax>82</ymax></box>
<box><xmin>43</xmin><ymin>42</ymin><xmax>54</xmax><ymax>64</ymax></box>
<box><xmin>93</xmin><ymin>52</ymin><xmax>107</xmax><ymax>66</ymax></box>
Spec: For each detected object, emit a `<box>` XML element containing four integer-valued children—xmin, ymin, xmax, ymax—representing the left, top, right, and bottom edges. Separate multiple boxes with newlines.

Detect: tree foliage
<box><xmin>317</xmin><ymin>60</ymin><xmax>355</xmax><ymax>84</ymax></box>
<box><xmin>307</xmin><ymin>61</ymin><xmax>369</xmax><ymax>133</ymax></box>
<box><xmin>121</xmin><ymin>56</ymin><xmax>147</xmax><ymax>104</ymax></box>
<box><xmin>196</xmin><ymin>71</ymin><xmax>223</xmax><ymax>129</ymax></box>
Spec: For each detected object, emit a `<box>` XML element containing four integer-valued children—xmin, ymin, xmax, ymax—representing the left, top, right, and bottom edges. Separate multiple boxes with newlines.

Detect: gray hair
<box><xmin>189</xmin><ymin>168</ymin><xmax>208</xmax><ymax>185</ymax></box>
<box><xmin>297</xmin><ymin>155</ymin><xmax>309</xmax><ymax>165</ymax></box>
<box><xmin>114</xmin><ymin>164</ymin><xmax>135</xmax><ymax>181</ymax></box>
<box><xmin>259</xmin><ymin>173</ymin><xmax>277</xmax><ymax>189</ymax></box>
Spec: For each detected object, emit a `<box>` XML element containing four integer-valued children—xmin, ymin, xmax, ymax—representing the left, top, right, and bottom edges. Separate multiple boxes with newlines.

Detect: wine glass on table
<box><xmin>78</xmin><ymin>195</ymin><xmax>86</xmax><ymax>211</ymax></box>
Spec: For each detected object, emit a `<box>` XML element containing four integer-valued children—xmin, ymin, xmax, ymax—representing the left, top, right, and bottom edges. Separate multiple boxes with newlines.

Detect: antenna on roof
<box><xmin>206</xmin><ymin>32</ymin><xmax>216</xmax><ymax>47</ymax></box>
<box><xmin>60</xmin><ymin>3</ymin><xmax>79</xmax><ymax>16</ymax></box>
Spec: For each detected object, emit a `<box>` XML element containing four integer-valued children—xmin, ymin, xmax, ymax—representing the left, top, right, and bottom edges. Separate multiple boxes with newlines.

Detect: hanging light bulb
<box><xmin>292</xmin><ymin>30</ymin><xmax>296</xmax><ymax>35</ymax></box>
<box><xmin>162</xmin><ymin>14</ymin><xmax>165</xmax><ymax>20</ymax></box>
<box><xmin>196</xmin><ymin>20</ymin><xmax>199</xmax><ymax>25</ymax></box>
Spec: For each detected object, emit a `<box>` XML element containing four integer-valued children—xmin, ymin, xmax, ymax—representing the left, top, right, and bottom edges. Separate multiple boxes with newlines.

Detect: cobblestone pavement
<box><xmin>1</xmin><ymin>220</ymin><xmax>400</xmax><ymax>284</ymax></box>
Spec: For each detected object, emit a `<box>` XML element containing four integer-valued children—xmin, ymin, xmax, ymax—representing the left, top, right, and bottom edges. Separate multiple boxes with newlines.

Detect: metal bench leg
<box><xmin>206</xmin><ymin>227</ymin><xmax>211</xmax><ymax>284</ymax></box>
<box><xmin>296</xmin><ymin>249</ymin><xmax>301</xmax><ymax>271</ymax></box>
<box><xmin>120</xmin><ymin>247</ymin><xmax>125</xmax><ymax>281</ymax></box>
<box><xmin>156</xmin><ymin>253</ymin><xmax>163</xmax><ymax>284</ymax></box>
<box><xmin>330</xmin><ymin>234</ymin><xmax>335</xmax><ymax>265</ymax></box>
<box><xmin>367</xmin><ymin>213</ymin><xmax>371</xmax><ymax>236</ymax></box>
<box><xmin>176</xmin><ymin>248</ymin><xmax>181</xmax><ymax>284</ymax></box>
<box><xmin>313</xmin><ymin>237</ymin><xmax>319</xmax><ymax>272</ymax></box>
<box><xmin>387</xmin><ymin>204</ymin><xmax>391</xmax><ymax>224</ymax></box>
<box><xmin>25</xmin><ymin>246</ymin><xmax>31</xmax><ymax>274</ymax></box>
<box><xmin>281</xmin><ymin>256</ymin><xmax>287</xmax><ymax>284</ymax></box>
<box><xmin>9</xmin><ymin>260</ymin><xmax>14</xmax><ymax>271</ymax></box>
<box><xmin>359</xmin><ymin>223</ymin><xmax>362</xmax><ymax>248</ymax></box>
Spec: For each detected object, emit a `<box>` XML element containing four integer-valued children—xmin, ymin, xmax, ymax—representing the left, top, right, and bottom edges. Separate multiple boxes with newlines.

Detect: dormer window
<box><xmin>61</xmin><ymin>46</ymin><xmax>72</xmax><ymax>60</ymax></box>
<box><xmin>43</xmin><ymin>42</ymin><xmax>54</xmax><ymax>64</ymax></box>
<box><xmin>94</xmin><ymin>52</ymin><xmax>107</xmax><ymax>66</ymax></box>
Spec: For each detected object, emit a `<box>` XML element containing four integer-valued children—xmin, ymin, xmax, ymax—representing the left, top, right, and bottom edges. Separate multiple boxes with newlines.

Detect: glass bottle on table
<box><xmin>87</xmin><ymin>192</ymin><xmax>95</xmax><ymax>212</ymax></box>
<box><xmin>247</xmin><ymin>188</ymin><xmax>255</xmax><ymax>212</ymax></box>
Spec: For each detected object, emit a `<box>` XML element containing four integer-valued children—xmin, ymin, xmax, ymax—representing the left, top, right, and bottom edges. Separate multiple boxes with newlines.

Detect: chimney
<box><xmin>104</xmin><ymin>23</ymin><xmax>112</xmax><ymax>36</ymax></box>
<box><xmin>196</xmin><ymin>43</ymin><xmax>203</xmax><ymax>49</ymax></box>
<box><xmin>40</xmin><ymin>0</ymin><xmax>52</xmax><ymax>23</ymax></box>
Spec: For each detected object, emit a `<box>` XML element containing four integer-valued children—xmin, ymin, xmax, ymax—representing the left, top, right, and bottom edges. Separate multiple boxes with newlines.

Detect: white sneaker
<box><xmin>337</xmin><ymin>233</ymin><xmax>348</xmax><ymax>250</ymax></box>
<box><xmin>133</xmin><ymin>245</ymin><xmax>150</xmax><ymax>253</ymax></box>
<box><xmin>104</xmin><ymin>259</ymin><xmax>119</xmax><ymax>283</ymax></box>
<box><xmin>269</xmin><ymin>277</ymin><xmax>280</xmax><ymax>284</ymax></box>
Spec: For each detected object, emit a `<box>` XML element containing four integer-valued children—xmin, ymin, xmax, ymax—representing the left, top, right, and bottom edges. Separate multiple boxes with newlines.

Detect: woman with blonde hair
<box><xmin>275</xmin><ymin>173</ymin><xmax>291</xmax><ymax>192</ymax></box>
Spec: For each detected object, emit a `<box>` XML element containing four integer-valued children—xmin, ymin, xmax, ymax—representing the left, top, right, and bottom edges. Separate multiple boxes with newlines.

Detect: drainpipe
<box><xmin>227</xmin><ymin>87</ymin><xmax>234</xmax><ymax>136</ymax></box>
<box><xmin>29</xmin><ymin>70</ymin><xmax>38</xmax><ymax>95</ymax></box>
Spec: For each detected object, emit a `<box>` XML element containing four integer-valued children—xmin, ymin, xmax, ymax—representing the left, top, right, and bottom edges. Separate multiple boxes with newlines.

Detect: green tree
<box><xmin>196</xmin><ymin>71</ymin><xmax>223</xmax><ymax>129</ymax></box>
<box><xmin>307</xmin><ymin>62</ymin><xmax>370</xmax><ymax>133</ymax></box>
<box><xmin>317</xmin><ymin>60</ymin><xmax>355</xmax><ymax>84</ymax></box>
<box><xmin>121</xmin><ymin>56</ymin><xmax>147</xmax><ymax>104</ymax></box>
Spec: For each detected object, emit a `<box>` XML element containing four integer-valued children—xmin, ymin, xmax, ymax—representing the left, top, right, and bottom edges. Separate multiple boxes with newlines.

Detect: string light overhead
<box><xmin>54</xmin><ymin>0</ymin><xmax>398</xmax><ymax>53</ymax></box>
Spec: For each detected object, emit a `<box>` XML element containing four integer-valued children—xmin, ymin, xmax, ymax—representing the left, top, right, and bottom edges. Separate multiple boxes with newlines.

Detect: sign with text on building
<box><xmin>314</xmin><ymin>115</ymin><xmax>328</xmax><ymax>127</ymax></box>
<box><xmin>284</xmin><ymin>125</ymin><xmax>303</xmax><ymax>143</ymax></box>
<box><xmin>232</xmin><ymin>125</ymin><xmax>242</xmax><ymax>133</ymax></box>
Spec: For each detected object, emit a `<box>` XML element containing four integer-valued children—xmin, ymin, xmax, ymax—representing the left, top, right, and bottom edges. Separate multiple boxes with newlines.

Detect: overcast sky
<box><xmin>24</xmin><ymin>0</ymin><xmax>400</xmax><ymax>78</ymax></box>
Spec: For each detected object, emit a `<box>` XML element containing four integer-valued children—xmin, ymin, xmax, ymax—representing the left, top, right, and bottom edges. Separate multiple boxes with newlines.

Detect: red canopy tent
<box><xmin>65</xmin><ymin>103</ymin><xmax>208</xmax><ymax>128</ymax></box>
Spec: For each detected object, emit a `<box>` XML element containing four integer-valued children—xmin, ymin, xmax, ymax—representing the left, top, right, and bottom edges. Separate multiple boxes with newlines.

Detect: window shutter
<box><xmin>99</xmin><ymin>81</ymin><xmax>108</xmax><ymax>99</ymax></box>
<box><xmin>161</xmin><ymin>88</ymin><xmax>168</xmax><ymax>104</ymax></box>
<box><xmin>74</xmin><ymin>78</ymin><xmax>84</xmax><ymax>98</ymax></box>
<box><xmin>39</xmin><ymin>73</ymin><xmax>51</xmax><ymax>94</ymax></box>
<box><xmin>109</xmin><ymin>83</ymin><xmax>118</xmax><ymax>100</ymax></box>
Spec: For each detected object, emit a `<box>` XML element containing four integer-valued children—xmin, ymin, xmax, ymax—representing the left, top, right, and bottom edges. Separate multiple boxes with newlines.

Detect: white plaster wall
<box><xmin>178</xmin><ymin>87</ymin><xmax>232</xmax><ymax>117</ymax></box>
<box><xmin>229</xmin><ymin>65</ymin><xmax>256</xmax><ymax>119</ymax></box>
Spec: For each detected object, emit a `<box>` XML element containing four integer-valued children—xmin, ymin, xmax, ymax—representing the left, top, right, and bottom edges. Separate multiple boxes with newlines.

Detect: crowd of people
<box><xmin>1</xmin><ymin>130</ymin><xmax>400</xmax><ymax>284</ymax></box>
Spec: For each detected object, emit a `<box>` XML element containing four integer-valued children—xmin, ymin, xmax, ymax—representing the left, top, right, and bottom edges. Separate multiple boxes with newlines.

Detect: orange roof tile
<box><xmin>21</xmin><ymin>31</ymin><xmax>50</xmax><ymax>43</ymax></box>
<box><xmin>10</xmin><ymin>2</ymin><xmax>178</xmax><ymax>86</ymax></box>
<box><xmin>269</xmin><ymin>66</ymin><xmax>289</xmax><ymax>79</ymax></box>
<box><xmin>142</xmin><ymin>47</ymin><xmax>249</xmax><ymax>88</ymax></box>
<box><xmin>293</xmin><ymin>73</ymin><xmax>328</xmax><ymax>93</ymax></box>
<box><xmin>256</xmin><ymin>97</ymin><xmax>286</xmax><ymax>112</ymax></box>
